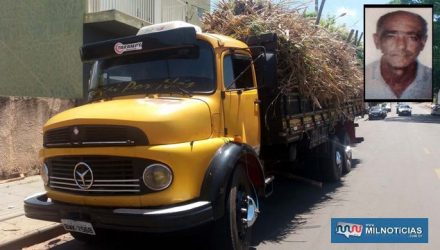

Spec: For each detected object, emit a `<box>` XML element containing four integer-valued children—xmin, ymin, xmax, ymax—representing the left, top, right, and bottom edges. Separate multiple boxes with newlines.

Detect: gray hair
<box><xmin>376</xmin><ymin>10</ymin><xmax>428</xmax><ymax>37</ymax></box>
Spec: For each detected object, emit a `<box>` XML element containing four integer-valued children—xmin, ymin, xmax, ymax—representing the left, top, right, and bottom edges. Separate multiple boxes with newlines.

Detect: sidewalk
<box><xmin>0</xmin><ymin>176</ymin><xmax>64</xmax><ymax>249</ymax></box>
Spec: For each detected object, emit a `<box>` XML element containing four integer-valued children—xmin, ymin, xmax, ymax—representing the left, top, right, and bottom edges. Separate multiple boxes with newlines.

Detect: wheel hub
<box><xmin>244</xmin><ymin>195</ymin><xmax>258</xmax><ymax>227</ymax></box>
<box><xmin>238</xmin><ymin>194</ymin><xmax>259</xmax><ymax>236</ymax></box>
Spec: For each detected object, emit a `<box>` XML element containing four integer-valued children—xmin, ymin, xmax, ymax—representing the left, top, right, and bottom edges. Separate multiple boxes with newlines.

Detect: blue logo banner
<box><xmin>331</xmin><ymin>218</ymin><xmax>428</xmax><ymax>243</ymax></box>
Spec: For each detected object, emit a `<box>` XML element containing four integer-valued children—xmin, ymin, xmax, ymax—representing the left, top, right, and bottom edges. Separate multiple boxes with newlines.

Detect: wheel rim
<box><xmin>237</xmin><ymin>188</ymin><xmax>249</xmax><ymax>240</ymax></box>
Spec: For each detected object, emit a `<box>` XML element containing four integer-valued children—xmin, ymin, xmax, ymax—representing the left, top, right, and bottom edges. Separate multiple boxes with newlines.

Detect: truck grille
<box><xmin>44</xmin><ymin>125</ymin><xmax>148</xmax><ymax>148</ymax></box>
<box><xmin>47</xmin><ymin>156</ymin><xmax>146</xmax><ymax>194</ymax></box>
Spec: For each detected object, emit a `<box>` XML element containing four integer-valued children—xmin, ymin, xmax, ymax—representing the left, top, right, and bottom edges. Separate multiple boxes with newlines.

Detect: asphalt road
<box><xmin>25</xmin><ymin>103</ymin><xmax>440</xmax><ymax>250</ymax></box>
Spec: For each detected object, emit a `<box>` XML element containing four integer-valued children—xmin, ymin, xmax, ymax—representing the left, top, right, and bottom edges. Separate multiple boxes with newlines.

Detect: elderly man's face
<box><xmin>374</xmin><ymin>12</ymin><xmax>427</xmax><ymax>69</ymax></box>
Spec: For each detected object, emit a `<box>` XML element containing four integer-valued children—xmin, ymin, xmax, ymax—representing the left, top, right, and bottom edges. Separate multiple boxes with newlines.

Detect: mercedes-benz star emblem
<box><xmin>73</xmin><ymin>127</ymin><xmax>79</xmax><ymax>136</ymax></box>
<box><xmin>73</xmin><ymin>162</ymin><xmax>94</xmax><ymax>190</ymax></box>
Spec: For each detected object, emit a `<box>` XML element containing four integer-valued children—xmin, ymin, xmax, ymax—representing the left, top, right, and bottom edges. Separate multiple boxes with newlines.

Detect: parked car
<box><xmin>381</xmin><ymin>103</ymin><xmax>391</xmax><ymax>112</ymax></box>
<box><xmin>364</xmin><ymin>103</ymin><xmax>370</xmax><ymax>115</ymax></box>
<box><xmin>397</xmin><ymin>104</ymin><xmax>412</xmax><ymax>116</ymax></box>
<box><xmin>431</xmin><ymin>104</ymin><xmax>440</xmax><ymax>115</ymax></box>
<box><xmin>369</xmin><ymin>106</ymin><xmax>387</xmax><ymax>120</ymax></box>
<box><xmin>396</xmin><ymin>103</ymin><xmax>404</xmax><ymax>114</ymax></box>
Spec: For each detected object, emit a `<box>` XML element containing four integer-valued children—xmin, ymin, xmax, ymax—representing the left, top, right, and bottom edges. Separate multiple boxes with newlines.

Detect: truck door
<box><xmin>222</xmin><ymin>53</ymin><xmax>261</xmax><ymax>153</ymax></box>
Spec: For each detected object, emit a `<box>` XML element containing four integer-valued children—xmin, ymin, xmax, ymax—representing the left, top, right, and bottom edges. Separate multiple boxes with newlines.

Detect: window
<box><xmin>223</xmin><ymin>54</ymin><xmax>254</xmax><ymax>89</ymax></box>
<box><xmin>88</xmin><ymin>40</ymin><xmax>215</xmax><ymax>101</ymax></box>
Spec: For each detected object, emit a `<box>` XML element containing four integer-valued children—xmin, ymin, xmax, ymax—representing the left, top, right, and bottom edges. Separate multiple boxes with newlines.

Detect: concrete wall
<box><xmin>0</xmin><ymin>1</ymin><xmax>83</xmax><ymax>178</ymax></box>
<box><xmin>0</xmin><ymin>0</ymin><xmax>85</xmax><ymax>98</ymax></box>
<box><xmin>0</xmin><ymin>96</ymin><xmax>75</xmax><ymax>178</ymax></box>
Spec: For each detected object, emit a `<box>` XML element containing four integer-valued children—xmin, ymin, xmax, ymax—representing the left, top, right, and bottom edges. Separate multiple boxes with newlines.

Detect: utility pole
<box><xmin>315</xmin><ymin>0</ymin><xmax>326</xmax><ymax>25</ymax></box>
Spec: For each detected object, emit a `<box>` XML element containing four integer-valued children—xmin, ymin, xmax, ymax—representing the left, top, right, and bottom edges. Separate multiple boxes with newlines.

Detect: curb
<box><xmin>0</xmin><ymin>174</ymin><xmax>26</xmax><ymax>184</ymax></box>
<box><xmin>0</xmin><ymin>224</ymin><xmax>65</xmax><ymax>250</ymax></box>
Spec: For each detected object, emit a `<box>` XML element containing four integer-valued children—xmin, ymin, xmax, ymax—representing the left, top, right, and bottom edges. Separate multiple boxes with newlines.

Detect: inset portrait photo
<box><xmin>364</xmin><ymin>5</ymin><xmax>433</xmax><ymax>101</ymax></box>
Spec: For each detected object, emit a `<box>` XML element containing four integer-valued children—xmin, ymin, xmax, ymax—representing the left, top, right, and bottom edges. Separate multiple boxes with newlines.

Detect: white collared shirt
<box><xmin>365</xmin><ymin>60</ymin><xmax>432</xmax><ymax>100</ymax></box>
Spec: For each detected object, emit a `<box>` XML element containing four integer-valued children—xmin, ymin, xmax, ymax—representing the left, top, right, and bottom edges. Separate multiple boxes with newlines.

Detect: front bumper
<box><xmin>399</xmin><ymin>111</ymin><xmax>411</xmax><ymax>115</ymax></box>
<box><xmin>369</xmin><ymin>113</ymin><xmax>384</xmax><ymax>119</ymax></box>
<box><xmin>24</xmin><ymin>192</ymin><xmax>214</xmax><ymax>233</ymax></box>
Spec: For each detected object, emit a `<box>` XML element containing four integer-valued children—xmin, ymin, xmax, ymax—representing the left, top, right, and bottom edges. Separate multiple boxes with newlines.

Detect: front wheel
<box><xmin>212</xmin><ymin>166</ymin><xmax>257</xmax><ymax>250</ymax></box>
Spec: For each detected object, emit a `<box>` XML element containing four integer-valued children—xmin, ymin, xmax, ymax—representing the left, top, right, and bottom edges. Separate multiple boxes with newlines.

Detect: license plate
<box><xmin>61</xmin><ymin>219</ymin><xmax>96</xmax><ymax>235</ymax></box>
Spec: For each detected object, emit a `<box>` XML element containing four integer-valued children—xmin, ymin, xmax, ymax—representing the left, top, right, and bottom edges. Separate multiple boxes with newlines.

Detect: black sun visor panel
<box><xmin>80</xmin><ymin>27</ymin><xmax>198</xmax><ymax>62</ymax></box>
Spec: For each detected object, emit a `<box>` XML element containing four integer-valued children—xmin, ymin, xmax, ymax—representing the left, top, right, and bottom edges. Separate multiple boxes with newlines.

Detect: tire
<box><xmin>211</xmin><ymin>166</ymin><xmax>254</xmax><ymax>250</ymax></box>
<box><xmin>340</xmin><ymin>133</ymin><xmax>352</xmax><ymax>174</ymax></box>
<box><xmin>322</xmin><ymin>137</ymin><xmax>343</xmax><ymax>182</ymax></box>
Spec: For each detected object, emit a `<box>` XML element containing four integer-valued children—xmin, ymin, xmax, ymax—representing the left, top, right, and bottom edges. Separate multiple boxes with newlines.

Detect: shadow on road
<box><xmin>250</xmin><ymin>158</ymin><xmax>361</xmax><ymax>246</ymax></box>
<box><xmin>46</xmin><ymin>229</ymin><xmax>210</xmax><ymax>250</ymax></box>
<box><xmin>384</xmin><ymin>114</ymin><xmax>440</xmax><ymax>124</ymax></box>
<box><xmin>251</xmin><ymin>178</ymin><xmax>341</xmax><ymax>246</ymax></box>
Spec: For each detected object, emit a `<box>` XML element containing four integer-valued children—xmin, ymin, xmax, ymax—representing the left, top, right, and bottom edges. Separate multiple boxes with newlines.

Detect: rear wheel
<box><xmin>341</xmin><ymin>132</ymin><xmax>352</xmax><ymax>174</ymax></box>
<box><xmin>321</xmin><ymin>137</ymin><xmax>343</xmax><ymax>182</ymax></box>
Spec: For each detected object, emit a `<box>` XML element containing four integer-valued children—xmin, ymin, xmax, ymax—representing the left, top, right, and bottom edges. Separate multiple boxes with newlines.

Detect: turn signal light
<box><xmin>233</xmin><ymin>135</ymin><xmax>243</xmax><ymax>143</ymax></box>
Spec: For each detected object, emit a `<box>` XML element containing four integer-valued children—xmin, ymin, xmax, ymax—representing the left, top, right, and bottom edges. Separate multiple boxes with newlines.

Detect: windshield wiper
<box><xmin>159</xmin><ymin>78</ymin><xmax>193</xmax><ymax>97</ymax></box>
<box><xmin>168</xmin><ymin>85</ymin><xmax>192</xmax><ymax>97</ymax></box>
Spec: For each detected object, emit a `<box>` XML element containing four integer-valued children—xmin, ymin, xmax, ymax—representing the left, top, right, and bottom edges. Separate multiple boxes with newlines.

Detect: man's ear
<box><xmin>373</xmin><ymin>33</ymin><xmax>380</xmax><ymax>49</ymax></box>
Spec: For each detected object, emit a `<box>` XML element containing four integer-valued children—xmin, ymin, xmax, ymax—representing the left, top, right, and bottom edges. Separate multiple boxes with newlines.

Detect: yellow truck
<box><xmin>25</xmin><ymin>21</ymin><xmax>363</xmax><ymax>249</ymax></box>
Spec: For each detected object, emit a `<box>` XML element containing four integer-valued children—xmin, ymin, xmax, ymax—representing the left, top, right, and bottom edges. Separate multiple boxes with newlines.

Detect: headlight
<box><xmin>142</xmin><ymin>164</ymin><xmax>173</xmax><ymax>191</ymax></box>
<box><xmin>41</xmin><ymin>163</ymin><xmax>49</xmax><ymax>186</ymax></box>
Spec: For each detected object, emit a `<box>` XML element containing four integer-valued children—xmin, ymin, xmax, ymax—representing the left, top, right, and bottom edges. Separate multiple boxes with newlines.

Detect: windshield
<box><xmin>88</xmin><ymin>40</ymin><xmax>215</xmax><ymax>101</ymax></box>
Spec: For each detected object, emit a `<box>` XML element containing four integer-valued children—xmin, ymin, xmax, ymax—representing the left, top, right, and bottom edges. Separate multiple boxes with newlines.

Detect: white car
<box><xmin>431</xmin><ymin>104</ymin><xmax>440</xmax><ymax>115</ymax></box>
<box><xmin>397</xmin><ymin>105</ymin><xmax>412</xmax><ymax>116</ymax></box>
